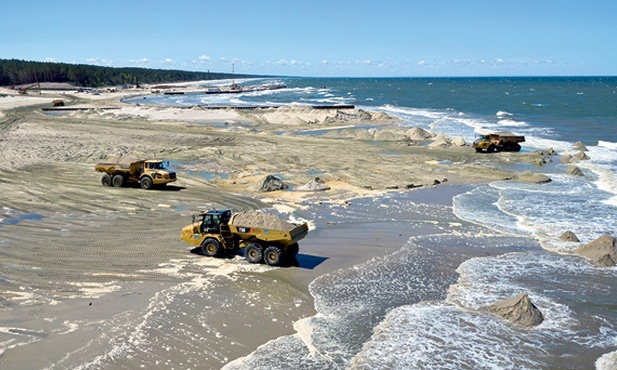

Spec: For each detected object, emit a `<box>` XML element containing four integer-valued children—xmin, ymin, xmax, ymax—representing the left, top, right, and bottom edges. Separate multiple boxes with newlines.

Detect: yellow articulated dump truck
<box><xmin>95</xmin><ymin>157</ymin><xmax>177</xmax><ymax>189</ymax></box>
<box><xmin>472</xmin><ymin>132</ymin><xmax>525</xmax><ymax>153</ymax></box>
<box><xmin>181</xmin><ymin>209</ymin><xmax>309</xmax><ymax>266</ymax></box>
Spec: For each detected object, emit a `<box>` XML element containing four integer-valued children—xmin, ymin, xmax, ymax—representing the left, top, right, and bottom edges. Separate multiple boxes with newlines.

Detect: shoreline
<box><xmin>1</xmin><ymin>84</ymin><xmax>608</xmax><ymax>368</ymax></box>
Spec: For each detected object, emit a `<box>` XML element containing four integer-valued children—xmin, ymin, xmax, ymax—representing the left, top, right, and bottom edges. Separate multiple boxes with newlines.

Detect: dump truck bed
<box><xmin>228</xmin><ymin>211</ymin><xmax>308</xmax><ymax>247</ymax></box>
<box><xmin>490</xmin><ymin>133</ymin><xmax>525</xmax><ymax>143</ymax></box>
<box><xmin>228</xmin><ymin>223</ymin><xmax>308</xmax><ymax>247</ymax></box>
<box><xmin>95</xmin><ymin>158</ymin><xmax>144</xmax><ymax>175</ymax></box>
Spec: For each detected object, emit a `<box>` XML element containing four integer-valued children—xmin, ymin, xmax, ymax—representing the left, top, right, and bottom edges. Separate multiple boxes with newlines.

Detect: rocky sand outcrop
<box><xmin>575</xmin><ymin>235</ymin><xmax>617</xmax><ymax>267</ymax></box>
<box><xmin>486</xmin><ymin>293</ymin><xmax>544</xmax><ymax>327</ymax></box>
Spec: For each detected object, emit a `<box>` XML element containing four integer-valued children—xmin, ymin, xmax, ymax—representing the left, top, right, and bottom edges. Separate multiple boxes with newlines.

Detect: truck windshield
<box><xmin>149</xmin><ymin>162</ymin><xmax>167</xmax><ymax>170</ymax></box>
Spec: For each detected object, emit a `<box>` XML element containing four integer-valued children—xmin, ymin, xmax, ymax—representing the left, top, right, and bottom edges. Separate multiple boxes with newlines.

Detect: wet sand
<box><xmin>0</xmin><ymin>86</ymin><xmax>553</xmax><ymax>369</ymax></box>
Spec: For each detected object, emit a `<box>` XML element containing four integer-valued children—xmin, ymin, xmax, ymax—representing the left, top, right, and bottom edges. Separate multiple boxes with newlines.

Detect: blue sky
<box><xmin>2</xmin><ymin>0</ymin><xmax>616</xmax><ymax>77</ymax></box>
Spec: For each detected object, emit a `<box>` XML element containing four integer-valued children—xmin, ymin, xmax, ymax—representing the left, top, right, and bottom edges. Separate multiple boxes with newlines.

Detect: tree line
<box><xmin>0</xmin><ymin>59</ymin><xmax>254</xmax><ymax>87</ymax></box>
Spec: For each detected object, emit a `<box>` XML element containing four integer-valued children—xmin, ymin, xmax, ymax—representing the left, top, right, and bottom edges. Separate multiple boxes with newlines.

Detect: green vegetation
<box><xmin>0</xmin><ymin>59</ymin><xmax>254</xmax><ymax>87</ymax></box>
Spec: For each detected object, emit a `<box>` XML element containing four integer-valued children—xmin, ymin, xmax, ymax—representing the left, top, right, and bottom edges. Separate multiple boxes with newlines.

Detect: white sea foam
<box><xmin>496</xmin><ymin>110</ymin><xmax>513</xmax><ymax>117</ymax></box>
<box><xmin>497</xmin><ymin>118</ymin><xmax>528</xmax><ymax>127</ymax></box>
<box><xmin>597</xmin><ymin>350</ymin><xmax>617</xmax><ymax>370</ymax></box>
<box><xmin>598</xmin><ymin>140</ymin><xmax>617</xmax><ymax>150</ymax></box>
<box><xmin>351</xmin><ymin>302</ymin><xmax>548</xmax><ymax>369</ymax></box>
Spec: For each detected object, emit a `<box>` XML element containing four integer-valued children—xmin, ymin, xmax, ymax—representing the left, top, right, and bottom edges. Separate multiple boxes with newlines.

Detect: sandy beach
<box><xmin>0</xmin><ymin>85</ymin><xmax>605</xmax><ymax>369</ymax></box>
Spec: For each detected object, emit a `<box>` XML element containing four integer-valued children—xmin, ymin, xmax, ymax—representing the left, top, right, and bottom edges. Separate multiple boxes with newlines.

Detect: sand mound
<box><xmin>370</xmin><ymin>111</ymin><xmax>393</xmax><ymax>120</ymax></box>
<box><xmin>593</xmin><ymin>254</ymin><xmax>616</xmax><ymax>267</ymax></box>
<box><xmin>566</xmin><ymin>166</ymin><xmax>584</xmax><ymax>176</ymax></box>
<box><xmin>427</xmin><ymin>134</ymin><xmax>453</xmax><ymax>148</ymax></box>
<box><xmin>573</xmin><ymin>141</ymin><xmax>588</xmax><ymax>151</ymax></box>
<box><xmin>559</xmin><ymin>231</ymin><xmax>580</xmax><ymax>242</ymax></box>
<box><xmin>323</xmin><ymin>109</ymin><xmax>372</xmax><ymax>124</ymax></box>
<box><xmin>405</xmin><ymin>127</ymin><xmax>434</xmax><ymax>140</ymax></box>
<box><xmin>575</xmin><ymin>235</ymin><xmax>617</xmax><ymax>267</ymax></box>
<box><xmin>373</xmin><ymin>129</ymin><xmax>409</xmax><ymax>142</ymax></box>
<box><xmin>452</xmin><ymin>137</ymin><xmax>467</xmax><ymax>146</ymax></box>
<box><xmin>486</xmin><ymin>293</ymin><xmax>544</xmax><ymax>327</ymax></box>
<box><xmin>560</xmin><ymin>154</ymin><xmax>573</xmax><ymax>164</ymax></box>
<box><xmin>513</xmin><ymin>171</ymin><xmax>552</xmax><ymax>183</ymax></box>
<box><xmin>573</xmin><ymin>151</ymin><xmax>590</xmax><ymax>161</ymax></box>
<box><xmin>257</xmin><ymin>175</ymin><xmax>289</xmax><ymax>192</ymax></box>
<box><xmin>230</xmin><ymin>211</ymin><xmax>296</xmax><ymax>231</ymax></box>
<box><xmin>297</xmin><ymin>179</ymin><xmax>331</xmax><ymax>192</ymax></box>
<box><xmin>351</xmin><ymin>128</ymin><xmax>374</xmax><ymax>141</ymax></box>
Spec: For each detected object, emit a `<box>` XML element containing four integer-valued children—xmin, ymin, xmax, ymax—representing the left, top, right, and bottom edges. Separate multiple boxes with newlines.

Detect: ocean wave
<box><xmin>350</xmin><ymin>302</ymin><xmax>546</xmax><ymax>369</ymax></box>
<box><xmin>497</xmin><ymin>119</ymin><xmax>528</xmax><ymax>127</ymax></box>
<box><xmin>598</xmin><ymin>141</ymin><xmax>617</xmax><ymax>150</ymax></box>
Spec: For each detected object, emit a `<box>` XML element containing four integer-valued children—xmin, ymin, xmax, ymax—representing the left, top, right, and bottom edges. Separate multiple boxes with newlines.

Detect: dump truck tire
<box><xmin>514</xmin><ymin>143</ymin><xmax>521</xmax><ymax>152</ymax></box>
<box><xmin>264</xmin><ymin>246</ymin><xmax>282</xmax><ymax>266</ymax></box>
<box><xmin>245</xmin><ymin>243</ymin><xmax>263</xmax><ymax>263</ymax></box>
<box><xmin>201</xmin><ymin>238</ymin><xmax>220</xmax><ymax>257</ymax></box>
<box><xmin>140</xmin><ymin>176</ymin><xmax>153</xmax><ymax>190</ymax></box>
<box><xmin>101</xmin><ymin>174</ymin><xmax>112</xmax><ymax>186</ymax></box>
<box><xmin>287</xmin><ymin>243</ymin><xmax>299</xmax><ymax>256</ymax></box>
<box><xmin>112</xmin><ymin>174</ymin><xmax>125</xmax><ymax>187</ymax></box>
<box><xmin>488</xmin><ymin>144</ymin><xmax>496</xmax><ymax>152</ymax></box>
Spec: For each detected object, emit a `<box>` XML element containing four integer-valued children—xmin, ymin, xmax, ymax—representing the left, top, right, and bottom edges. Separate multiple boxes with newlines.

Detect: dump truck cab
<box><xmin>143</xmin><ymin>160</ymin><xmax>176</xmax><ymax>187</ymax></box>
<box><xmin>199</xmin><ymin>209</ymin><xmax>232</xmax><ymax>234</ymax></box>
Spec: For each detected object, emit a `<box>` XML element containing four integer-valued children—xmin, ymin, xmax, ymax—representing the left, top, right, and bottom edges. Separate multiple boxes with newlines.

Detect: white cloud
<box><xmin>85</xmin><ymin>57</ymin><xmax>113</xmax><ymax>66</ymax></box>
<box><xmin>128</xmin><ymin>58</ymin><xmax>149</xmax><ymax>64</ymax></box>
<box><xmin>44</xmin><ymin>57</ymin><xmax>57</xmax><ymax>63</ymax></box>
<box><xmin>163</xmin><ymin>58</ymin><xmax>174</xmax><ymax>64</ymax></box>
<box><xmin>198</xmin><ymin>55</ymin><xmax>211</xmax><ymax>62</ymax></box>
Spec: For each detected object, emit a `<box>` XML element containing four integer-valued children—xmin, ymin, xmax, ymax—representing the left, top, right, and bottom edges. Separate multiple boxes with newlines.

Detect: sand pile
<box><xmin>486</xmin><ymin>293</ymin><xmax>544</xmax><ymax>327</ymax></box>
<box><xmin>575</xmin><ymin>235</ymin><xmax>617</xmax><ymax>267</ymax></box>
<box><xmin>573</xmin><ymin>141</ymin><xmax>588</xmax><ymax>151</ymax></box>
<box><xmin>373</xmin><ymin>129</ymin><xmax>409</xmax><ymax>142</ymax></box>
<box><xmin>427</xmin><ymin>134</ymin><xmax>453</xmax><ymax>148</ymax></box>
<box><xmin>559</xmin><ymin>231</ymin><xmax>580</xmax><ymax>242</ymax></box>
<box><xmin>257</xmin><ymin>175</ymin><xmax>289</xmax><ymax>192</ymax></box>
<box><xmin>230</xmin><ymin>211</ymin><xmax>296</xmax><ymax>231</ymax></box>
<box><xmin>514</xmin><ymin>171</ymin><xmax>552</xmax><ymax>183</ymax></box>
<box><xmin>297</xmin><ymin>179</ymin><xmax>331</xmax><ymax>192</ymax></box>
<box><xmin>573</xmin><ymin>151</ymin><xmax>590</xmax><ymax>161</ymax></box>
<box><xmin>406</xmin><ymin>127</ymin><xmax>435</xmax><ymax>140</ymax></box>
<box><xmin>566</xmin><ymin>166</ymin><xmax>584</xmax><ymax>176</ymax></box>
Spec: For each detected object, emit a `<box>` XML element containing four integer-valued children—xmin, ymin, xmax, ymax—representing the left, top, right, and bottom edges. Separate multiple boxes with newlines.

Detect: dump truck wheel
<box><xmin>245</xmin><ymin>243</ymin><xmax>263</xmax><ymax>263</ymax></box>
<box><xmin>140</xmin><ymin>176</ymin><xmax>153</xmax><ymax>190</ymax></box>
<box><xmin>264</xmin><ymin>246</ymin><xmax>282</xmax><ymax>266</ymax></box>
<box><xmin>112</xmin><ymin>174</ymin><xmax>125</xmax><ymax>187</ymax></box>
<box><xmin>488</xmin><ymin>144</ymin><xmax>496</xmax><ymax>152</ymax></box>
<box><xmin>101</xmin><ymin>174</ymin><xmax>112</xmax><ymax>186</ymax></box>
<box><xmin>287</xmin><ymin>243</ymin><xmax>299</xmax><ymax>257</ymax></box>
<box><xmin>514</xmin><ymin>143</ymin><xmax>521</xmax><ymax>152</ymax></box>
<box><xmin>201</xmin><ymin>238</ymin><xmax>220</xmax><ymax>257</ymax></box>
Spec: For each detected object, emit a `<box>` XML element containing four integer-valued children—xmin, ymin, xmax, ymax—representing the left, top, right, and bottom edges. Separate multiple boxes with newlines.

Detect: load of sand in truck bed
<box><xmin>230</xmin><ymin>211</ymin><xmax>297</xmax><ymax>231</ymax></box>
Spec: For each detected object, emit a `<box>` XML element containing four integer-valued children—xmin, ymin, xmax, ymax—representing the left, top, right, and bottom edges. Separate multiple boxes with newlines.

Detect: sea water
<box><xmin>128</xmin><ymin>77</ymin><xmax>617</xmax><ymax>368</ymax></box>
